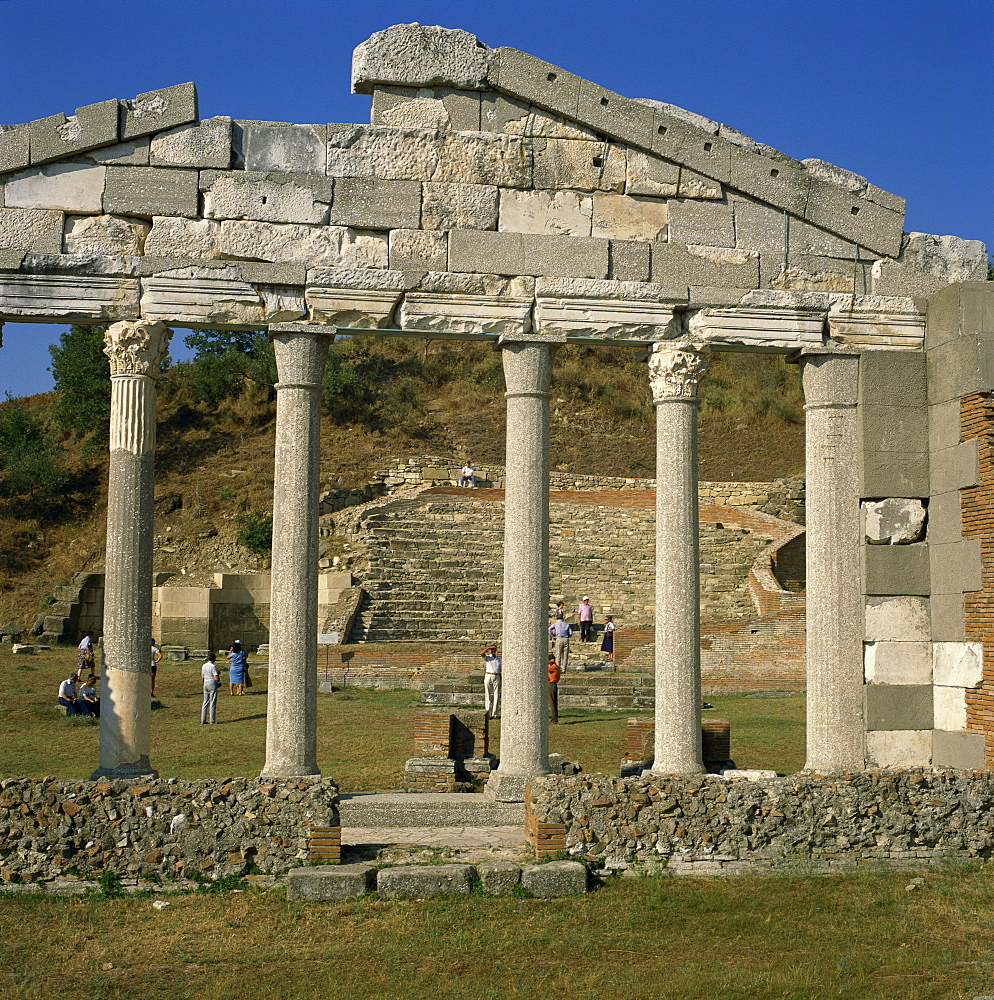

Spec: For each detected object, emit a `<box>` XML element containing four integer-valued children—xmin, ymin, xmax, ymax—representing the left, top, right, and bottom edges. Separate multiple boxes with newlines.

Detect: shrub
<box><xmin>236</xmin><ymin>510</ymin><xmax>273</xmax><ymax>554</ymax></box>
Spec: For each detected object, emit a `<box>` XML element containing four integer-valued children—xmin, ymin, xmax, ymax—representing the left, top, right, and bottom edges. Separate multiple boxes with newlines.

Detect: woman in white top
<box><xmin>201</xmin><ymin>653</ymin><xmax>221</xmax><ymax>725</ymax></box>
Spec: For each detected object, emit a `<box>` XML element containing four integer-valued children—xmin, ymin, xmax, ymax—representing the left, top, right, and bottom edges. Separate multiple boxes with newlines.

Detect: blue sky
<box><xmin>1</xmin><ymin>0</ymin><xmax>991</xmax><ymax>398</ymax></box>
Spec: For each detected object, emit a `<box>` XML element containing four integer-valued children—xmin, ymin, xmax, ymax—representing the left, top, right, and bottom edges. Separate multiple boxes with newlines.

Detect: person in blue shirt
<box><xmin>227</xmin><ymin>641</ymin><xmax>248</xmax><ymax>696</ymax></box>
<box><xmin>549</xmin><ymin>613</ymin><xmax>572</xmax><ymax>673</ymax></box>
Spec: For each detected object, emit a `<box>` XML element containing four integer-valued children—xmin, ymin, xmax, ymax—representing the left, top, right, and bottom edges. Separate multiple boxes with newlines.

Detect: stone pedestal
<box><xmin>486</xmin><ymin>334</ymin><xmax>557</xmax><ymax>802</ymax></box>
<box><xmin>262</xmin><ymin>331</ymin><xmax>329</xmax><ymax>778</ymax></box>
<box><xmin>647</xmin><ymin>343</ymin><xmax>708</xmax><ymax>774</ymax></box>
<box><xmin>801</xmin><ymin>351</ymin><xmax>864</xmax><ymax>771</ymax></box>
<box><xmin>92</xmin><ymin>319</ymin><xmax>171</xmax><ymax>780</ymax></box>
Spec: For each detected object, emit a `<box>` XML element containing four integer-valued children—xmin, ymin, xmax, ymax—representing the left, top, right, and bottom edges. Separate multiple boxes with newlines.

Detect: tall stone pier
<box><xmin>647</xmin><ymin>343</ymin><xmax>709</xmax><ymax>774</ymax></box>
<box><xmin>485</xmin><ymin>333</ymin><xmax>557</xmax><ymax>802</ymax></box>
<box><xmin>801</xmin><ymin>350</ymin><xmax>865</xmax><ymax>771</ymax></box>
<box><xmin>262</xmin><ymin>330</ymin><xmax>330</xmax><ymax>778</ymax></box>
<box><xmin>92</xmin><ymin>320</ymin><xmax>171</xmax><ymax>779</ymax></box>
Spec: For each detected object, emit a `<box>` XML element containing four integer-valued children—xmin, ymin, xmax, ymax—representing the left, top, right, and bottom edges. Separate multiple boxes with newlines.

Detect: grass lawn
<box><xmin>0</xmin><ymin>647</ymin><xmax>805</xmax><ymax>785</ymax></box>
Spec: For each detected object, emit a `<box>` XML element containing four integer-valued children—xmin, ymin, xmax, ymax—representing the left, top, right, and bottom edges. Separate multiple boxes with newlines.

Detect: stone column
<box><xmin>801</xmin><ymin>350</ymin><xmax>864</xmax><ymax>771</ymax></box>
<box><xmin>647</xmin><ymin>343</ymin><xmax>708</xmax><ymax>774</ymax></box>
<box><xmin>485</xmin><ymin>334</ymin><xmax>557</xmax><ymax>802</ymax></box>
<box><xmin>262</xmin><ymin>330</ymin><xmax>329</xmax><ymax>778</ymax></box>
<box><xmin>92</xmin><ymin>319</ymin><xmax>171</xmax><ymax>780</ymax></box>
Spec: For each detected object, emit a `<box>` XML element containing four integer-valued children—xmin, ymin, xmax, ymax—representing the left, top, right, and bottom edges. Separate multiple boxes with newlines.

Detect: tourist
<box><xmin>80</xmin><ymin>674</ymin><xmax>100</xmax><ymax>717</ymax></box>
<box><xmin>578</xmin><ymin>596</ymin><xmax>594</xmax><ymax>642</ymax></box>
<box><xmin>77</xmin><ymin>631</ymin><xmax>95</xmax><ymax>673</ymax></box>
<box><xmin>549</xmin><ymin>613</ymin><xmax>572</xmax><ymax>673</ymax></box>
<box><xmin>150</xmin><ymin>638</ymin><xmax>162</xmax><ymax>697</ymax></box>
<box><xmin>57</xmin><ymin>673</ymin><xmax>82</xmax><ymax>715</ymax></box>
<box><xmin>460</xmin><ymin>461</ymin><xmax>476</xmax><ymax>488</ymax></box>
<box><xmin>548</xmin><ymin>654</ymin><xmax>561</xmax><ymax>724</ymax></box>
<box><xmin>482</xmin><ymin>644</ymin><xmax>501</xmax><ymax>719</ymax></box>
<box><xmin>227</xmin><ymin>641</ymin><xmax>248</xmax><ymax>696</ymax></box>
<box><xmin>601</xmin><ymin>615</ymin><xmax>615</xmax><ymax>663</ymax></box>
<box><xmin>201</xmin><ymin>653</ymin><xmax>220</xmax><ymax>724</ymax></box>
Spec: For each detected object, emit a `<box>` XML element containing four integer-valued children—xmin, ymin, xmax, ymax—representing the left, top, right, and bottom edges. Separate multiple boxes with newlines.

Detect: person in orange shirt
<box><xmin>548</xmin><ymin>654</ymin><xmax>561</xmax><ymax>724</ymax></box>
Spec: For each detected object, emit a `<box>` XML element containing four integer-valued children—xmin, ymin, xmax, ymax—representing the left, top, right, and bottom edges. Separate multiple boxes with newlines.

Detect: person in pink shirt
<box><xmin>577</xmin><ymin>596</ymin><xmax>594</xmax><ymax>642</ymax></box>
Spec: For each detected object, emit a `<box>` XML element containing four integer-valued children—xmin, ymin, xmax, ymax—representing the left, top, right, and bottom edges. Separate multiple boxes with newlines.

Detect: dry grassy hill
<box><xmin>0</xmin><ymin>337</ymin><xmax>804</xmax><ymax>628</ymax></box>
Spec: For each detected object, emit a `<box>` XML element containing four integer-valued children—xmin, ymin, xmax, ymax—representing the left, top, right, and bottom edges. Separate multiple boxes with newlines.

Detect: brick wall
<box><xmin>960</xmin><ymin>392</ymin><xmax>994</xmax><ymax>764</ymax></box>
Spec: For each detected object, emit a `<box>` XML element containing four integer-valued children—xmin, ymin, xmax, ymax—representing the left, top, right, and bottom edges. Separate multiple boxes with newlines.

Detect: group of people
<box><xmin>480</xmin><ymin>596</ymin><xmax>616</xmax><ymax>725</ymax></box>
<box><xmin>57</xmin><ymin>671</ymin><xmax>100</xmax><ymax>716</ymax></box>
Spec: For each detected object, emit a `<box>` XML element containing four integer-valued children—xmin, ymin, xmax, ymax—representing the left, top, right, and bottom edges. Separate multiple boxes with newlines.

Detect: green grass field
<box><xmin>0</xmin><ymin>646</ymin><xmax>805</xmax><ymax>784</ymax></box>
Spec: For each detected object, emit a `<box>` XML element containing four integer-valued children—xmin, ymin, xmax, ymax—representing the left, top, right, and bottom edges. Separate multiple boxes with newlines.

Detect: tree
<box><xmin>0</xmin><ymin>395</ymin><xmax>69</xmax><ymax>508</ymax></box>
<box><xmin>183</xmin><ymin>329</ymin><xmax>275</xmax><ymax>405</ymax></box>
<box><xmin>48</xmin><ymin>324</ymin><xmax>110</xmax><ymax>437</ymax></box>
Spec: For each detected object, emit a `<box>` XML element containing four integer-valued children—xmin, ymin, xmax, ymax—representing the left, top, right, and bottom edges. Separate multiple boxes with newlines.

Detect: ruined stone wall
<box><xmin>527</xmin><ymin>770</ymin><xmax>994</xmax><ymax>873</ymax></box>
<box><xmin>0</xmin><ymin>776</ymin><xmax>339</xmax><ymax>885</ymax></box>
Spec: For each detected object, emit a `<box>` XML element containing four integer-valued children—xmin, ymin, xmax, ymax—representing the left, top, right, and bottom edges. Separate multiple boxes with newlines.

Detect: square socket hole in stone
<box><xmin>703</xmin><ymin>141</ymin><xmax>712</xmax><ymax>152</ymax></box>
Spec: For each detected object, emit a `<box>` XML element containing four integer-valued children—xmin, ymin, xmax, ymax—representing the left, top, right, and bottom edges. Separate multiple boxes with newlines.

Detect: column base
<box><xmin>484</xmin><ymin>770</ymin><xmax>545</xmax><ymax>803</ymax></box>
<box><xmin>89</xmin><ymin>759</ymin><xmax>158</xmax><ymax>781</ymax></box>
<box><xmin>260</xmin><ymin>766</ymin><xmax>321</xmax><ymax>779</ymax></box>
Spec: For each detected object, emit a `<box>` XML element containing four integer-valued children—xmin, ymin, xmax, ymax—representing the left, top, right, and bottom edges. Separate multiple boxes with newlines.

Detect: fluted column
<box><xmin>262</xmin><ymin>330</ymin><xmax>329</xmax><ymax>778</ymax></box>
<box><xmin>648</xmin><ymin>343</ymin><xmax>708</xmax><ymax>774</ymax></box>
<box><xmin>485</xmin><ymin>334</ymin><xmax>557</xmax><ymax>802</ymax></box>
<box><xmin>801</xmin><ymin>351</ymin><xmax>864</xmax><ymax>771</ymax></box>
<box><xmin>92</xmin><ymin>319</ymin><xmax>171</xmax><ymax>779</ymax></box>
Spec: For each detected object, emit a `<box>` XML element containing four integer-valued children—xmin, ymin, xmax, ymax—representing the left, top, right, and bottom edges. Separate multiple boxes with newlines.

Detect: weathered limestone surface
<box><xmin>863</xmin><ymin>498</ymin><xmax>927</xmax><ymax>544</ymax></box>
<box><xmin>150</xmin><ymin>117</ymin><xmax>232</xmax><ymax>169</ymax></box>
<box><xmin>203</xmin><ymin>171</ymin><xmax>331</xmax><ymax>225</ymax></box>
<box><xmin>422</xmin><ymin>181</ymin><xmax>498</xmax><ymax>230</ymax></box>
<box><xmin>242</xmin><ymin>123</ymin><xmax>327</xmax><ymax>175</ymax></box>
<box><xmin>63</xmin><ymin>214</ymin><xmax>149</xmax><ymax>256</ymax></box>
<box><xmin>218</xmin><ymin>220</ymin><xmax>387</xmax><ymax>268</ymax></box>
<box><xmin>144</xmin><ymin>216</ymin><xmax>220</xmax><ymax>258</ymax></box>
<box><xmin>5</xmin><ymin>163</ymin><xmax>106</xmax><ymax>213</ymax></box>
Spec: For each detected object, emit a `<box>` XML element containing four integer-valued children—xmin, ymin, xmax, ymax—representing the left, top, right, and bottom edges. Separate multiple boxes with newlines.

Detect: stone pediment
<box><xmin>0</xmin><ymin>24</ymin><xmax>986</xmax><ymax>348</ymax></box>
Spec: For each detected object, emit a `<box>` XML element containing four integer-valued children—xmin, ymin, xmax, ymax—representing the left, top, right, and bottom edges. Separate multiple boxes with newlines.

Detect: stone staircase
<box><xmin>347</xmin><ymin>490</ymin><xmax>773</xmax><ymax>645</ymax></box>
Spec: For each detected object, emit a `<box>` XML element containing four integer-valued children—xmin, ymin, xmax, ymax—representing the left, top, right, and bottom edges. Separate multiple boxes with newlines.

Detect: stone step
<box><xmin>338</xmin><ymin>791</ymin><xmax>523</xmax><ymax>828</ymax></box>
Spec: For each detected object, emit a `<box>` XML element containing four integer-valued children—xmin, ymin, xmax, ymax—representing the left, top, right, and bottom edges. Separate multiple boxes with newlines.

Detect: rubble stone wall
<box><xmin>0</xmin><ymin>776</ymin><xmax>339</xmax><ymax>884</ymax></box>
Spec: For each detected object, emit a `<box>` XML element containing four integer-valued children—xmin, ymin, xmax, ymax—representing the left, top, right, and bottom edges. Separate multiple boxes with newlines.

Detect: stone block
<box><xmin>0</xmin><ymin>125</ymin><xmax>30</xmax><ymax>174</ymax></box>
<box><xmin>861</xmin><ymin>405</ymin><xmax>927</xmax><ymax>455</ymax></box>
<box><xmin>120</xmin><ymin>82</ymin><xmax>198</xmax><ymax>141</ymax></box>
<box><xmin>218</xmin><ymin>220</ymin><xmax>387</xmax><ymax>269</ymax></box>
<box><xmin>864</xmin><ymin>543</ymin><xmax>929</xmax><ymax>596</ymax></box>
<box><xmin>326</xmin><ymin>124</ymin><xmax>440</xmax><ymax>181</ymax></box>
<box><xmin>433</xmin><ymin>132</ymin><xmax>532</xmax><ymax>188</ymax></box>
<box><xmin>931</xmin><ymin>440</ymin><xmax>979</xmax><ymax>494</ymax></box>
<box><xmin>305</xmin><ymin>287</ymin><xmax>402</xmax><ymax>328</ymax></box>
<box><xmin>591</xmin><ymin>194</ymin><xmax>667</xmax><ymax>241</ymax></box>
<box><xmin>625</xmin><ymin>149</ymin><xmax>678</xmax><ymax>198</ymax></box>
<box><xmin>203</xmin><ymin>171</ymin><xmax>331</xmax><ymax>225</ymax></box>
<box><xmin>531</xmin><ymin>138</ymin><xmax>625</xmax><ymax>193</ymax></box>
<box><xmin>575</xmin><ymin>80</ymin><xmax>654</xmax><ymax>147</ymax></box>
<box><xmin>927</xmin><ymin>490</ymin><xmax>962</xmax><ymax>546</ymax></box>
<box><xmin>934</xmin><ymin>685</ymin><xmax>967</xmax><ymax>731</ymax></box>
<box><xmin>520</xmin><ymin>233</ymin><xmax>609</xmax><ymax>279</ymax></box>
<box><xmin>375</xmin><ymin>863</ymin><xmax>475</xmax><ymax>899</ymax></box>
<box><xmin>678</xmin><ymin>166</ymin><xmax>723</xmax><ymax>200</ymax></box>
<box><xmin>928</xmin><ymin>398</ymin><xmax>961</xmax><ymax>453</ymax></box>
<box><xmin>243</xmin><ymin>123</ymin><xmax>326</xmax><ymax>174</ymax></box>
<box><xmin>926</xmin><ymin>337</ymin><xmax>982</xmax><ymax>405</ymax></box>
<box><xmin>0</xmin><ymin>209</ymin><xmax>68</xmax><ymax>254</ymax></box>
<box><xmin>421</xmin><ymin>182</ymin><xmax>497</xmax><ymax>231</ymax></box>
<box><xmin>150</xmin><ymin>117</ymin><xmax>232</xmax><ymax>168</ymax></box>
<box><xmin>286</xmin><ymin>864</ymin><xmax>374</xmax><ymax>901</ymax></box>
<box><xmin>521</xmin><ymin>860</ymin><xmax>587</xmax><ymax>897</ymax></box>
<box><xmin>400</xmin><ymin>291</ymin><xmax>531</xmax><ymax>336</ymax></box>
<box><xmin>330</xmin><ymin>177</ymin><xmax>420</xmax><ymax>229</ymax></box>
<box><xmin>87</xmin><ymin>140</ymin><xmax>150</xmax><ymax>166</ymax></box>
<box><xmin>441</xmin><ymin>228</ymin><xmax>523</xmax><ymax>275</ymax></box>
<box><xmin>352</xmin><ymin>25</ymin><xmax>492</xmax><ymax>94</ymax></box>
<box><xmin>388</xmin><ymin>229</ymin><xmax>447</xmax><ymax>271</ymax></box>
<box><xmin>5</xmin><ymin>163</ymin><xmax>105</xmax><ymax>213</ymax></box>
<box><xmin>651</xmin><ymin>243</ymin><xmax>759</xmax><ymax>288</ymax></box>
<box><xmin>29</xmin><ymin>99</ymin><xmax>119</xmax><ymax>164</ymax></box>
<box><xmin>667</xmin><ymin>199</ymin><xmax>734</xmax><ymax>248</ymax></box>
<box><xmin>499</xmin><ymin>189</ymin><xmax>592</xmax><ymax>237</ymax></box>
<box><xmin>144</xmin><ymin>217</ymin><xmax>220</xmax><ymax>258</ymax></box>
<box><xmin>763</xmin><ymin>254</ymin><xmax>873</xmax><ymax>293</ymax></box>
<box><xmin>305</xmin><ymin>267</ymin><xmax>406</xmax><ymax>290</ymax></box>
<box><xmin>865</xmin><ymin>729</ymin><xmax>931</xmax><ymax>767</ymax></box>
<box><xmin>932</xmin><ymin>729</ymin><xmax>986</xmax><ymax>770</ymax></box>
<box><xmin>933</xmin><ymin>641</ymin><xmax>983</xmax><ymax>687</ymax></box>
<box><xmin>863</xmin><ymin>498</ymin><xmax>926</xmax><ymax>545</ymax></box>
<box><xmin>930</xmin><ymin>592</ymin><xmax>964</xmax><ymax>642</ymax></box>
<box><xmin>864</xmin><ymin>641</ymin><xmax>932</xmax><ymax>685</ymax></box>
<box><xmin>609</xmin><ymin>240</ymin><xmax>651</xmax><ymax>282</ymax></box>
<box><xmin>859</xmin><ymin>350</ymin><xmax>927</xmax><ymax>406</ymax></box>
<box><xmin>804</xmin><ymin>178</ymin><xmax>903</xmax><ymax>258</ymax></box>
<box><xmin>861</xmin><ymin>450</ymin><xmax>929</xmax><ymax>499</ymax></box>
<box><xmin>489</xmin><ymin>47</ymin><xmax>582</xmax><ymax>122</ymax></box>
<box><xmin>925</xmin><ymin>281</ymin><xmax>994</xmax><ymax>352</ymax></box>
<box><xmin>103</xmin><ymin>167</ymin><xmax>199</xmax><ymax>218</ymax></box>
<box><xmin>864</xmin><ymin>684</ymin><xmax>933</xmax><ymax>730</ymax></box>
<box><xmin>930</xmin><ymin>539</ymin><xmax>982</xmax><ymax>595</ymax></box>
<box><xmin>648</xmin><ymin>106</ymin><xmax>731</xmax><ymax>185</ymax></box>
<box><xmin>375</xmin><ymin>87</ymin><xmax>478</xmax><ymax>131</ymax></box>
<box><xmin>729</xmin><ymin>145</ymin><xmax>808</xmax><ymax>215</ymax></box>
<box><xmin>734</xmin><ymin>199</ymin><xmax>858</xmax><ymax>258</ymax></box>
<box><xmin>63</xmin><ymin>214</ymin><xmax>149</xmax><ymax>256</ymax></box>
<box><xmin>475</xmin><ymin>861</ymin><xmax>522</xmax><ymax>895</ymax></box>
<box><xmin>11</xmin><ymin>643</ymin><xmax>35</xmax><ymax>654</ymax></box>
<box><xmin>481</xmin><ymin>92</ymin><xmax>594</xmax><ymax>139</ymax></box>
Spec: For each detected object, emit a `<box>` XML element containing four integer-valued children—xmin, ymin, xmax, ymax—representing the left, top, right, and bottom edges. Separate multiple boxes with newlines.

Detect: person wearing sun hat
<box><xmin>481</xmin><ymin>644</ymin><xmax>501</xmax><ymax>719</ymax></box>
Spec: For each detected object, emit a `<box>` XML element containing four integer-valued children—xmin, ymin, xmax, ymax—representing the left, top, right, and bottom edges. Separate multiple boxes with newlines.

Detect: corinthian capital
<box><xmin>647</xmin><ymin>343</ymin><xmax>709</xmax><ymax>403</ymax></box>
<box><xmin>103</xmin><ymin>320</ymin><xmax>171</xmax><ymax>377</ymax></box>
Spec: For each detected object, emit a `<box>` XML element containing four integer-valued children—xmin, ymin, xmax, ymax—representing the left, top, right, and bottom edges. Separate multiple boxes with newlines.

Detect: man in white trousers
<box><xmin>481</xmin><ymin>644</ymin><xmax>501</xmax><ymax>719</ymax></box>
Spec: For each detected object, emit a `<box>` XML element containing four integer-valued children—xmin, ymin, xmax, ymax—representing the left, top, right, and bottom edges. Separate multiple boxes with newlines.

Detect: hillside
<box><xmin>0</xmin><ymin>337</ymin><xmax>804</xmax><ymax>629</ymax></box>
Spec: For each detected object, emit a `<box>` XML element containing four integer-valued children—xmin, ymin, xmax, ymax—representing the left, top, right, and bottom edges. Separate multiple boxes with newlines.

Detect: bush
<box><xmin>236</xmin><ymin>510</ymin><xmax>273</xmax><ymax>554</ymax></box>
<box><xmin>0</xmin><ymin>397</ymin><xmax>69</xmax><ymax>509</ymax></box>
<box><xmin>184</xmin><ymin>330</ymin><xmax>275</xmax><ymax>406</ymax></box>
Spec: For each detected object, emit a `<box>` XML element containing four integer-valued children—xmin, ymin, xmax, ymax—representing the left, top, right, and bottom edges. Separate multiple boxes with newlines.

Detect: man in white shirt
<box><xmin>58</xmin><ymin>674</ymin><xmax>81</xmax><ymax>715</ymax></box>
<box><xmin>549</xmin><ymin>614</ymin><xmax>572</xmax><ymax>673</ymax></box>
<box><xmin>460</xmin><ymin>462</ymin><xmax>476</xmax><ymax>488</ymax></box>
<box><xmin>201</xmin><ymin>653</ymin><xmax>221</xmax><ymax>725</ymax></box>
<box><xmin>481</xmin><ymin>644</ymin><xmax>501</xmax><ymax>718</ymax></box>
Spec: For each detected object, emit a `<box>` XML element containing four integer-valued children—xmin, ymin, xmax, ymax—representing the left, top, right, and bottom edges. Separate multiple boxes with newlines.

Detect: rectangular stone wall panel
<box><xmin>120</xmin><ymin>83</ymin><xmax>199</xmax><ymax>141</ymax></box>
<box><xmin>0</xmin><ymin>272</ymin><xmax>139</xmax><ymax>320</ymax></box>
<box><xmin>104</xmin><ymin>167</ymin><xmax>199</xmax><ymax>218</ymax></box>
